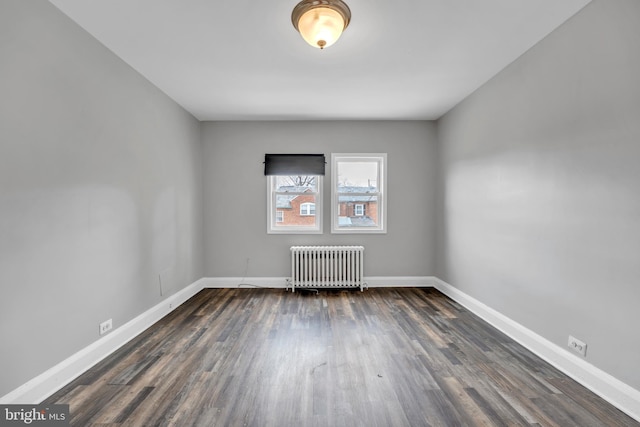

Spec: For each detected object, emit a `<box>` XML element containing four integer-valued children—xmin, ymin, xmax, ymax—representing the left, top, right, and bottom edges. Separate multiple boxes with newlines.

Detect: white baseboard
<box><xmin>0</xmin><ymin>278</ymin><xmax>206</xmax><ymax>405</ymax></box>
<box><xmin>200</xmin><ymin>276</ymin><xmax>435</xmax><ymax>289</ymax></box>
<box><xmin>365</xmin><ymin>276</ymin><xmax>434</xmax><ymax>288</ymax></box>
<box><xmin>432</xmin><ymin>277</ymin><xmax>640</xmax><ymax>422</ymax></box>
<box><xmin>201</xmin><ymin>277</ymin><xmax>289</xmax><ymax>289</ymax></box>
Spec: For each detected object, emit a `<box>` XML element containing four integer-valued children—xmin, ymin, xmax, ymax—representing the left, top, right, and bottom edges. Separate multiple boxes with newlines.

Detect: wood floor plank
<box><xmin>43</xmin><ymin>288</ymin><xmax>639</xmax><ymax>426</ymax></box>
<box><xmin>547</xmin><ymin>376</ymin><xmax>636</xmax><ymax>427</ymax></box>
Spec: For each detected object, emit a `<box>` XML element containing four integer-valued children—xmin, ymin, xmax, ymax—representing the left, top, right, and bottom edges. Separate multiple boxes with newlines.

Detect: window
<box><xmin>332</xmin><ymin>153</ymin><xmax>386</xmax><ymax>233</ymax></box>
<box><xmin>300</xmin><ymin>203</ymin><xmax>316</xmax><ymax>216</ymax></box>
<box><xmin>268</xmin><ymin>175</ymin><xmax>322</xmax><ymax>234</ymax></box>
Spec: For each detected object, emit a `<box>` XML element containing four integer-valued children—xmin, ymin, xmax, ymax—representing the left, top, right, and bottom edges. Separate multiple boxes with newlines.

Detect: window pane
<box><xmin>269</xmin><ymin>175</ymin><xmax>322</xmax><ymax>234</ymax></box>
<box><xmin>337</xmin><ymin>195</ymin><xmax>378</xmax><ymax>227</ymax></box>
<box><xmin>336</xmin><ymin>162</ymin><xmax>378</xmax><ymax>192</ymax></box>
<box><xmin>274</xmin><ymin>175</ymin><xmax>317</xmax><ymax>192</ymax></box>
<box><xmin>275</xmin><ymin>194</ymin><xmax>318</xmax><ymax>227</ymax></box>
<box><xmin>331</xmin><ymin>154</ymin><xmax>385</xmax><ymax>234</ymax></box>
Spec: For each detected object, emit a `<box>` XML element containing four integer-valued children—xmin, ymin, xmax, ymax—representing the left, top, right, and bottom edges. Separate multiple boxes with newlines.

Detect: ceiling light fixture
<box><xmin>291</xmin><ymin>0</ymin><xmax>351</xmax><ymax>50</ymax></box>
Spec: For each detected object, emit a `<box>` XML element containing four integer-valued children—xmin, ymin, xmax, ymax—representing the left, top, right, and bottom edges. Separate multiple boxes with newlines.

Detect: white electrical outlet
<box><xmin>568</xmin><ymin>335</ymin><xmax>587</xmax><ymax>357</ymax></box>
<box><xmin>99</xmin><ymin>319</ymin><xmax>113</xmax><ymax>336</ymax></box>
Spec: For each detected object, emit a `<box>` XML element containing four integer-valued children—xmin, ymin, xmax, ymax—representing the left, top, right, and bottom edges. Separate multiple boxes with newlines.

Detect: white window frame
<box><xmin>300</xmin><ymin>202</ymin><xmax>316</xmax><ymax>216</ymax></box>
<box><xmin>354</xmin><ymin>204</ymin><xmax>365</xmax><ymax>216</ymax></box>
<box><xmin>276</xmin><ymin>210</ymin><xmax>284</xmax><ymax>223</ymax></box>
<box><xmin>331</xmin><ymin>153</ymin><xmax>387</xmax><ymax>234</ymax></box>
<box><xmin>267</xmin><ymin>176</ymin><xmax>322</xmax><ymax>234</ymax></box>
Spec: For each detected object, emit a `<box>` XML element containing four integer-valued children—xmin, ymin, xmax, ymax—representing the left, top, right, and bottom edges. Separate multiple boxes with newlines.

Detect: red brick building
<box><xmin>276</xmin><ymin>193</ymin><xmax>317</xmax><ymax>226</ymax></box>
<box><xmin>276</xmin><ymin>186</ymin><xmax>378</xmax><ymax>227</ymax></box>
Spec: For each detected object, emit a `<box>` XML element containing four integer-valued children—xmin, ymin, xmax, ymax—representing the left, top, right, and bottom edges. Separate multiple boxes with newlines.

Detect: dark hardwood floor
<box><xmin>44</xmin><ymin>288</ymin><xmax>638</xmax><ymax>426</ymax></box>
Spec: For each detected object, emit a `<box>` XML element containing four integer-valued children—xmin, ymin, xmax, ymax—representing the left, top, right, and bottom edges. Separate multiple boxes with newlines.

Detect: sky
<box><xmin>337</xmin><ymin>161</ymin><xmax>378</xmax><ymax>187</ymax></box>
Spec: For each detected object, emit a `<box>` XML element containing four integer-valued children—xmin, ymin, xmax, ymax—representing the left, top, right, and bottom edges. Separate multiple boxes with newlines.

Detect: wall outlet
<box><xmin>568</xmin><ymin>335</ymin><xmax>587</xmax><ymax>357</ymax></box>
<box><xmin>99</xmin><ymin>319</ymin><xmax>113</xmax><ymax>336</ymax></box>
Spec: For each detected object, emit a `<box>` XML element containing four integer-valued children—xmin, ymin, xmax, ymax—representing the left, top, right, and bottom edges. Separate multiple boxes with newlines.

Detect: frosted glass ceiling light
<box><xmin>292</xmin><ymin>0</ymin><xmax>351</xmax><ymax>49</ymax></box>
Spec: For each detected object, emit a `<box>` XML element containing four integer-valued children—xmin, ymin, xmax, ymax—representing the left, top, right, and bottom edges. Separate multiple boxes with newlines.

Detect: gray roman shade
<box><xmin>264</xmin><ymin>154</ymin><xmax>326</xmax><ymax>176</ymax></box>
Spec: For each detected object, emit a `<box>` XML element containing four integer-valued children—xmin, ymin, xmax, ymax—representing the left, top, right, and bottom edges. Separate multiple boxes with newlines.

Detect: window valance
<box><xmin>264</xmin><ymin>154</ymin><xmax>326</xmax><ymax>176</ymax></box>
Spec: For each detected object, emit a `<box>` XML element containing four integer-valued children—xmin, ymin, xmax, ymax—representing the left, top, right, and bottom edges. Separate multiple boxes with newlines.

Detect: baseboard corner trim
<box><xmin>0</xmin><ymin>278</ymin><xmax>205</xmax><ymax>405</ymax></box>
<box><xmin>432</xmin><ymin>277</ymin><xmax>640</xmax><ymax>422</ymax></box>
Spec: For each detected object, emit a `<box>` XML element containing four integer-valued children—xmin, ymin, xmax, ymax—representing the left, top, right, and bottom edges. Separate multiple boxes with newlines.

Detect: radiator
<box><xmin>289</xmin><ymin>246</ymin><xmax>366</xmax><ymax>292</ymax></box>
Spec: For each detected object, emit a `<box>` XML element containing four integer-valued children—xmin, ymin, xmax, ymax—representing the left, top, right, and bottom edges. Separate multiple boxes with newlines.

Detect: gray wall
<box><xmin>437</xmin><ymin>0</ymin><xmax>640</xmax><ymax>389</ymax></box>
<box><xmin>202</xmin><ymin>121</ymin><xmax>438</xmax><ymax>278</ymax></box>
<box><xmin>0</xmin><ymin>1</ymin><xmax>204</xmax><ymax>396</ymax></box>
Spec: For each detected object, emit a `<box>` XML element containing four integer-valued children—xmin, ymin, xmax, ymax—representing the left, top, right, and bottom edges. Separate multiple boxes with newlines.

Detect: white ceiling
<box><xmin>49</xmin><ymin>0</ymin><xmax>591</xmax><ymax>121</ymax></box>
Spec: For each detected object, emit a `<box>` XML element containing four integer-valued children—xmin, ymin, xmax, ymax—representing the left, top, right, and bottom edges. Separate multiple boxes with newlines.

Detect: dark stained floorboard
<box><xmin>43</xmin><ymin>288</ymin><xmax>638</xmax><ymax>426</ymax></box>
